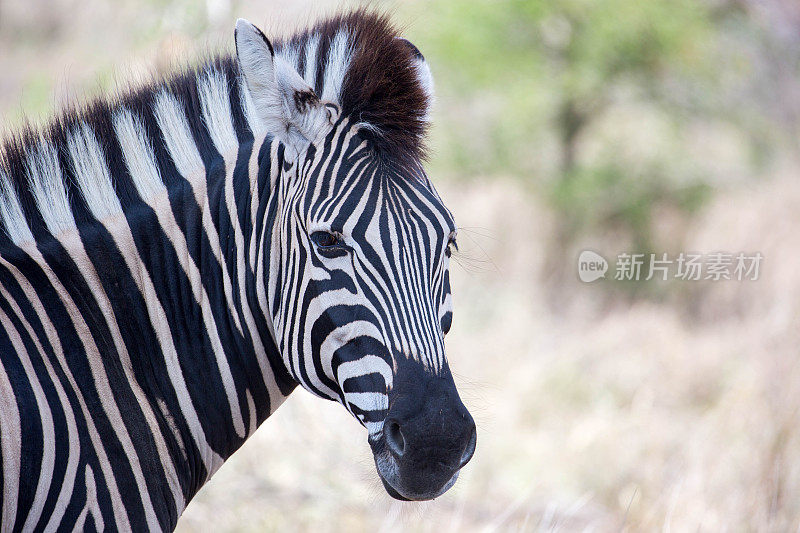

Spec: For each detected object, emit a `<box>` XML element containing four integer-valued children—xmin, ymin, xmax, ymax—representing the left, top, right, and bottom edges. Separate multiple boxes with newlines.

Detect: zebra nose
<box><xmin>385</xmin><ymin>418</ymin><xmax>406</xmax><ymax>458</ymax></box>
<box><xmin>383</xmin><ymin>396</ymin><xmax>476</xmax><ymax>469</ymax></box>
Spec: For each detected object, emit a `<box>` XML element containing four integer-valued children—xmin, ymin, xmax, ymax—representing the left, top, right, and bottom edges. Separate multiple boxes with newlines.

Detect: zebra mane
<box><xmin>274</xmin><ymin>9</ymin><xmax>433</xmax><ymax>161</ymax></box>
<box><xmin>0</xmin><ymin>10</ymin><xmax>432</xmax><ymax>246</ymax></box>
<box><xmin>0</xmin><ymin>55</ymin><xmax>248</xmax><ymax>245</ymax></box>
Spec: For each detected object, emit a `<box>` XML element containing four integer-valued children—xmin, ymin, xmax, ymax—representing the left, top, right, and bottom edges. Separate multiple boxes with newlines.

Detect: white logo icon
<box><xmin>578</xmin><ymin>250</ymin><xmax>608</xmax><ymax>282</ymax></box>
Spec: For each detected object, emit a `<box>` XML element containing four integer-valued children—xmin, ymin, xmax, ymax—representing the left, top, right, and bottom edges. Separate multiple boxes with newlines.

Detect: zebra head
<box><xmin>236</xmin><ymin>14</ymin><xmax>476</xmax><ymax>501</ymax></box>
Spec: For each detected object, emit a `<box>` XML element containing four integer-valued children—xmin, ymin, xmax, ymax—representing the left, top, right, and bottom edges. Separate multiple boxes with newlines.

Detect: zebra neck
<box><xmin>122</xmin><ymin>127</ymin><xmax>298</xmax><ymax>489</ymax></box>
<box><xmin>0</xmin><ymin>58</ymin><xmax>300</xmax><ymax>516</ymax></box>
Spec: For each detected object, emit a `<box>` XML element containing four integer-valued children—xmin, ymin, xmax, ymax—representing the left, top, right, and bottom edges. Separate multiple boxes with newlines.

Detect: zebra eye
<box><xmin>311</xmin><ymin>231</ymin><xmax>342</xmax><ymax>248</ymax></box>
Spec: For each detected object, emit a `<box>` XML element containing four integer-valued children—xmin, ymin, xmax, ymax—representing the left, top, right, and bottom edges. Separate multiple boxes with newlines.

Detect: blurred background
<box><xmin>2</xmin><ymin>0</ymin><xmax>799</xmax><ymax>530</ymax></box>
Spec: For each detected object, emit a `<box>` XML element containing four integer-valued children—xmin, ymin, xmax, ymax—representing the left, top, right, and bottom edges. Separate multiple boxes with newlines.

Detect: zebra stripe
<box><xmin>0</xmin><ymin>258</ymin><xmax>82</xmax><ymax>530</ymax></box>
<box><xmin>321</xmin><ymin>31</ymin><xmax>353</xmax><ymax>102</ymax></box>
<box><xmin>27</xmin><ymin>138</ymin><xmax>76</xmax><ymax>235</ymax></box>
<box><xmin>0</xmin><ymin>323</ymin><xmax>21</xmax><ymax>529</ymax></box>
<box><xmin>0</xmin><ymin>169</ymin><xmax>33</xmax><ymax>245</ymax></box>
<box><xmin>0</xmin><ymin>291</ymin><xmax>56</xmax><ymax>530</ymax></box>
<box><xmin>112</xmin><ymin>108</ymin><xmax>165</xmax><ymax>200</ymax></box>
<box><xmin>0</xmin><ymin>247</ymin><xmax>133</xmax><ymax>530</ymax></box>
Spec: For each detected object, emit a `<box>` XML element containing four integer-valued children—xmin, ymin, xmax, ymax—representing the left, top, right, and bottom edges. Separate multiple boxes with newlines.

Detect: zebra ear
<box><xmin>396</xmin><ymin>38</ymin><xmax>435</xmax><ymax>122</ymax></box>
<box><xmin>235</xmin><ymin>19</ymin><xmax>331</xmax><ymax>154</ymax></box>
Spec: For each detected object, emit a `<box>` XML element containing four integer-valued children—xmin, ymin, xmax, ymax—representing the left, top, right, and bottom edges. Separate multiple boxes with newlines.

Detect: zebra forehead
<box><xmin>308</xmin><ymin>164</ymin><xmax>456</xmax><ymax>236</ymax></box>
<box><xmin>381</xmin><ymin>169</ymin><xmax>457</xmax><ymax>233</ymax></box>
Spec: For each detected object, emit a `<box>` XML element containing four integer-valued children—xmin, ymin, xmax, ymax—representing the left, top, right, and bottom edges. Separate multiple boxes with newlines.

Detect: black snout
<box><xmin>376</xmin><ymin>368</ymin><xmax>476</xmax><ymax>500</ymax></box>
<box><xmin>384</xmin><ymin>414</ymin><xmax>476</xmax><ymax>467</ymax></box>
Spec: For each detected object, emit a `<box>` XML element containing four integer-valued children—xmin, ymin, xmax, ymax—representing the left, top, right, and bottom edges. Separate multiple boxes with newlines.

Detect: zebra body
<box><xmin>0</xmin><ymin>11</ymin><xmax>475</xmax><ymax>531</ymax></box>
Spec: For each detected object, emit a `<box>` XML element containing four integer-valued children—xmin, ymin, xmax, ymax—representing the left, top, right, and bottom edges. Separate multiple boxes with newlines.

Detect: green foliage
<box><xmin>550</xmin><ymin>163</ymin><xmax>710</xmax><ymax>250</ymax></box>
<box><xmin>10</xmin><ymin>73</ymin><xmax>53</xmax><ymax>125</ymax></box>
<box><xmin>402</xmin><ymin>0</ymin><xmax>756</xmax><ymax>253</ymax></box>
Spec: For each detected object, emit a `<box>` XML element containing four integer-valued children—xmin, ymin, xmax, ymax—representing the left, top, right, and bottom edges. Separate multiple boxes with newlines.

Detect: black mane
<box><xmin>279</xmin><ymin>9</ymin><xmax>431</xmax><ymax>161</ymax></box>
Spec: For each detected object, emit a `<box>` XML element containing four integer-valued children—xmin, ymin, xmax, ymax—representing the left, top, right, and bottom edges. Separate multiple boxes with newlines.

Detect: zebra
<box><xmin>0</xmin><ymin>9</ymin><xmax>476</xmax><ymax>531</ymax></box>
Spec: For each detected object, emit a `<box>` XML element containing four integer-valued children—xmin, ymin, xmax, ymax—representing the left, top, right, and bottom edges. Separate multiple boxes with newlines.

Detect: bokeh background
<box><xmin>2</xmin><ymin>0</ymin><xmax>800</xmax><ymax>530</ymax></box>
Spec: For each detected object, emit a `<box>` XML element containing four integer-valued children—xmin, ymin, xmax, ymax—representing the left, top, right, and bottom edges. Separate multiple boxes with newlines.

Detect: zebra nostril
<box><xmin>385</xmin><ymin>419</ymin><xmax>406</xmax><ymax>458</ymax></box>
<box><xmin>459</xmin><ymin>425</ymin><xmax>477</xmax><ymax>468</ymax></box>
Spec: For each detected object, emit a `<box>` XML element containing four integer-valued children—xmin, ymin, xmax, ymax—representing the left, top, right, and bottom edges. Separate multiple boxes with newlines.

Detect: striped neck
<box><xmin>0</xmin><ymin>56</ymin><xmax>298</xmax><ymax>517</ymax></box>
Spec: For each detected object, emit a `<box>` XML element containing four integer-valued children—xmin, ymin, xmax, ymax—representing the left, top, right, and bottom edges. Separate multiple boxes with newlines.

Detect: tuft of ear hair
<box><xmin>331</xmin><ymin>11</ymin><xmax>433</xmax><ymax>162</ymax></box>
<box><xmin>395</xmin><ymin>38</ymin><xmax>434</xmax><ymax>123</ymax></box>
<box><xmin>235</xmin><ymin>19</ymin><xmax>332</xmax><ymax>156</ymax></box>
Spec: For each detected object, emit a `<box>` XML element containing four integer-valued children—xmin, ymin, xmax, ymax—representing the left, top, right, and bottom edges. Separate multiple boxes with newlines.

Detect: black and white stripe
<box><xmin>0</xmin><ymin>10</ymin><xmax>462</xmax><ymax>529</ymax></box>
